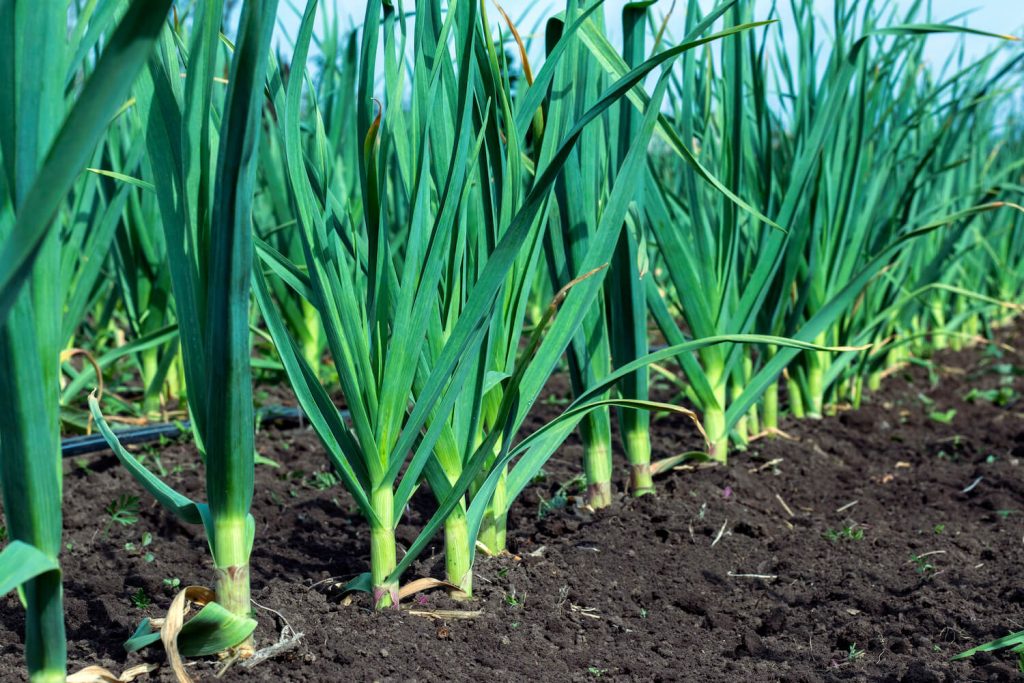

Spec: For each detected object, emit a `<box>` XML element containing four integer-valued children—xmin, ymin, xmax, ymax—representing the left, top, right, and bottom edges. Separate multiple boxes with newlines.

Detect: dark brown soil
<box><xmin>2</xmin><ymin>323</ymin><xmax>1024</xmax><ymax>682</ymax></box>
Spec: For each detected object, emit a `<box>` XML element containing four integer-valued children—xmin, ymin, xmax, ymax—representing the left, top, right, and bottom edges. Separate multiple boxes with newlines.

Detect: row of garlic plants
<box><xmin>0</xmin><ymin>0</ymin><xmax>1021</xmax><ymax>679</ymax></box>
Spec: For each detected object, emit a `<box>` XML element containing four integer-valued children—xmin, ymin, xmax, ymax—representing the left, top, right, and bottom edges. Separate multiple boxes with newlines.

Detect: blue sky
<box><xmin>277</xmin><ymin>1</ymin><xmax>1022</xmax><ymax>70</ymax></box>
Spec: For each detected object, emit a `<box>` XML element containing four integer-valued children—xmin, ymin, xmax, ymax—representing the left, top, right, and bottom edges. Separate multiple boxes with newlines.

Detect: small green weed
<box><xmin>310</xmin><ymin>470</ymin><xmax>339</xmax><ymax>491</ymax></box>
<box><xmin>824</xmin><ymin>525</ymin><xmax>864</xmax><ymax>542</ymax></box>
<box><xmin>964</xmin><ymin>387</ymin><xmax>1018</xmax><ymax>407</ymax></box>
<box><xmin>503</xmin><ymin>588</ymin><xmax>524</xmax><ymax>608</ymax></box>
<box><xmin>910</xmin><ymin>554</ymin><xmax>935</xmax><ymax>574</ymax></box>
<box><xmin>124</xmin><ymin>531</ymin><xmax>155</xmax><ymax>562</ymax></box>
<box><xmin>130</xmin><ymin>588</ymin><xmax>151</xmax><ymax>610</ymax></box>
<box><xmin>104</xmin><ymin>494</ymin><xmax>140</xmax><ymax>535</ymax></box>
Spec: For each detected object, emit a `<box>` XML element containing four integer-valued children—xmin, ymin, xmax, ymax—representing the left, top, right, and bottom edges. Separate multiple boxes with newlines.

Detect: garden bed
<box><xmin>3</xmin><ymin>323</ymin><xmax>1024</xmax><ymax>682</ymax></box>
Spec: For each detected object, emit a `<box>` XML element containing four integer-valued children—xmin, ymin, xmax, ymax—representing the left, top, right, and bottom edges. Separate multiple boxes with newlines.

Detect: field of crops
<box><xmin>1</xmin><ymin>0</ymin><xmax>1023</xmax><ymax>681</ymax></box>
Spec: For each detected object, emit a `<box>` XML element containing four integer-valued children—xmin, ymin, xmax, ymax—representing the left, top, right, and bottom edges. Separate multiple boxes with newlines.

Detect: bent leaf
<box><xmin>0</xmin><ymin>541</ymin><xmax>59</xmax><ymax>597</ymax></box>
<box><xmin>88</xmin><ymin>393</ymin><xmax>206</xmax><ymax>527</ymax></box>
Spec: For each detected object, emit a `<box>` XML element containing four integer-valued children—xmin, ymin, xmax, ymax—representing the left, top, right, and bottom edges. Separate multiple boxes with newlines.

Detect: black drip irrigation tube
<box><xmin>62</xmin><ymin>421</ymin><xmax>192</xmax><ymax>458</ymax></box>
<box><xmin>60</xmin><ymin>405</ymin><xmax>345</xmax><ymax>458</ymax></box>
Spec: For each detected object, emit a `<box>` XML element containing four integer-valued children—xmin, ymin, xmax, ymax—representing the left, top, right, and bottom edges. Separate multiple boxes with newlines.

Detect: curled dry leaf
<box><xmin>397</xmin><ymin>577</ymin><xmax>462</xmax><ymax>602</ymax></box>
<box><xmin>66</xmin><ymin>663</ymin><xmax>158</xmax><ymax>683</ymax></box>
<box><xmin>161</xmin><ymin>586</ymin><xmax>216</xmax><ymax>683</ymax></box>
